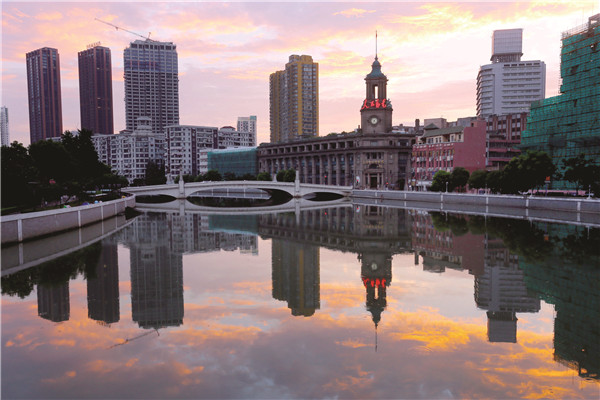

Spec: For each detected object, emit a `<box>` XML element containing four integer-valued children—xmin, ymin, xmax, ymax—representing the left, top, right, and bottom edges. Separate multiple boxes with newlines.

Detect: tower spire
<box><xmin>375</xmin><ymin>30</ymin><xmax>378</xmax><ymax>60</ymax></box>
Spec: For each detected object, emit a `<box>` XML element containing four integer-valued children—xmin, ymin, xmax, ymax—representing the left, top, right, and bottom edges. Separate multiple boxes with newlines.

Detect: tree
<box><xmin>450</xmin><ymin>167</ymin><xmax>470</xmax><ymax>192</ymax></box>
<box><xmin>468</xmin><ymin>169</ymin><xmax>488</xmax><ymax>190</ymax></box>
<box><xmin>502</xmin><ymin>151</ymin><xmax>555</xmax><ymax>194</ymax></box>
<box><xmin>257</xmin><ymin>172</ymin><xmax>271</xmax><ymax>181</ymax></box>
<box><xmin>28</xmin><ymin>139</ymin><xmax>71</xmax><ymax>184</ymax></box>
<box><xmin>144</xmin><ymin>161</ymin><xmax>166</xmax><ymax>185</ymax></box>
<box><xmin>429</xmin><ymin>170</ymin><xmax>450</xmax><ymax>192</ymax></box>
<box><xmin>486</xmin><ymin>170</ymin><xmax>503</xmax><ymax>194</ymax></box>
<box><xmin>223</xmin><ymin>172</ymin><xmax>237</xmax><ymax>181</ymax></box>
<box><xmin>240</xmin><ymin>173</ymin><xmax>256</xmax><ymax>181</ymax></box>
<box><xmin>1</xmin><ymin>142</ymin><xmax>37</xmax><ymax>207</ymax></box>
<box><xmin>284</xmin><ymin>168</ymin><xmax>296</xmax><ymax>182</ymax></box>
<box><xmin>276</xmin><ymin>170</ymin><xmax>286</xmax><ymax>182</ymax></box>
<box><xmin>204</xmin><ymin>169</ymin><xmax>222</xmax><ymax>182</ymax></box>
<box><xmin>562</xmin><ymin>154</ymin><xmax>600</xmax><ymax>196</ymax></box>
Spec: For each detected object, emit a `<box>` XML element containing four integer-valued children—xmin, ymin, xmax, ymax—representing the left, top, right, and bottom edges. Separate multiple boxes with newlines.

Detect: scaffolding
<box><xmin>521</xmin><ymin>14</ymin><xmax>600</xmax><ymax>190</ymax></box>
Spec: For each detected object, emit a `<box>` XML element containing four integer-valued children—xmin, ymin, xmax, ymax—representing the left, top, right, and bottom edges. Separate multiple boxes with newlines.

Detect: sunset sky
<box><xmin>2</xmin><ymin>1</ymin><xmax>599</xmax><ymax>146</ymax></box>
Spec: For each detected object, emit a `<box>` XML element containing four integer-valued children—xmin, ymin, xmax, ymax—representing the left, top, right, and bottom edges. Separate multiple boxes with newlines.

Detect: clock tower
<box><xmin>360</xmin><ymin>45</ymin><xmax>393</xmax><ymax>134</ymax></box>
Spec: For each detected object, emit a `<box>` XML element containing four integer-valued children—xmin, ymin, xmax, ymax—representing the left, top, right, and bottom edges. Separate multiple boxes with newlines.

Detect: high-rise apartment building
<box><xmin>237</xmin><ymin>115</ymin><xmax>257</xmax><ymax>145</ymax></box>
<box><xmin>26</xmin><ymin>47</ymin><xmax>63</xmax><ymax>143</ymax></box>
<box><xmin>476</xmin><ymin>29</ymin><xmax>546</xmax><ymax>118</ymax></box>
<box><xmin>521</xmin><ymin>14</ymin><xmax>600</xmax><ymax>190</ymax></box>
<box><xmin>124</xmin><ymin>40</ymin><xmax>179</xmax><ymax>134</ymax></box>
<box><xmin>269</xmin><ymin>55</ymin><xmax>318</xmax><ymax>143</ymax></box>
<box><xmin>1</xmin><ymin>106</ymin><xmax>8</xmax><ymax>146</ymax></box>
<box><xmin>78</xmin><ymin>44</ymin><xmax>114</xmax><ymax>135</ymax></box>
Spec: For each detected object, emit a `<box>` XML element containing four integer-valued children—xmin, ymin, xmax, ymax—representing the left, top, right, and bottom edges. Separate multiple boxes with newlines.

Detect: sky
<box><xmin>2</xmin><ymin>1</ymin><xmax>599</xmax><ymax>146</ymax></box>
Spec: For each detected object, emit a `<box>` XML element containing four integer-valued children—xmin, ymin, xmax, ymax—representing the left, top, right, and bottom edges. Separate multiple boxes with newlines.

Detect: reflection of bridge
<box><xmin>125</xmin><ymin>180</ymin><xmax>352</xmax><ymax>199</ymax></box>
<box><xmin>134</xmin><ymin>197</ymin><xmax>352</xmax><ymax>216</ymax></box>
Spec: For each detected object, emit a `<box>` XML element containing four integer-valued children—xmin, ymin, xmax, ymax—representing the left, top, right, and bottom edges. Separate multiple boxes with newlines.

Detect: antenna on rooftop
<box><xmin>95</xmin><ymin>18</ymin><xmax>155</xmax><ymax>42</ymax></box>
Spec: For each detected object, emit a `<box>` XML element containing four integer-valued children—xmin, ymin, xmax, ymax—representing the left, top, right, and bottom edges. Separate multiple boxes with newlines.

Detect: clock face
<box><xmin>370</xmin><ymin>116</ymin><xmax>378</xmax><ymax>125</ymax></box>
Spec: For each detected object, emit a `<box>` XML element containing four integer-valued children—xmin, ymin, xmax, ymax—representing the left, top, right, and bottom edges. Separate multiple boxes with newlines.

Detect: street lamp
<box><xmin>445</xmin><ymin>181</ymin><xmax>448</xmax><ymax>193</ymax></box>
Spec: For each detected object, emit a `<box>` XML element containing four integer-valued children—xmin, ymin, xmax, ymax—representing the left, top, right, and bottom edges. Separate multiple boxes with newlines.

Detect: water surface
<box><xmin>2</xmin><ymin>205</ymin><xmax>598</xmax><ymax>399</ymax></box>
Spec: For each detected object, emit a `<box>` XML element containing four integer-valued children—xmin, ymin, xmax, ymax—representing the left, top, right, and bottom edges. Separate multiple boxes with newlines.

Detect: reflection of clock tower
<box><xmin>360</xmin><ymin>252</ymin><xmax>392</xmax><ymax>328</ymax></box>
<box><xmin>360</xmin><ymin>40</ymin><xmax>393</xmax><ymax>134</ymax></box>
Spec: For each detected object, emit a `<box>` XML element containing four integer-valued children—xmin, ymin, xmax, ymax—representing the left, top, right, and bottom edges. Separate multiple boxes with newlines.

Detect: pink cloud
<box><xmin>333</xmin><ymin>8</ymin><xmax>376</xmax><ymax>18</ymax></box>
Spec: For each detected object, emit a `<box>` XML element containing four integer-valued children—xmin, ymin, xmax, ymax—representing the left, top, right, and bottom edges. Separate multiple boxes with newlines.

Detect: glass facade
<box><xmin>521</xmin><ymin>15</ymin><xmax>600</xmax><ymax>190</ymax></box>
<box><xmin>207</xmin><ymin>148</ymin><xmax>258</xmax><ymax>177</ymax></box>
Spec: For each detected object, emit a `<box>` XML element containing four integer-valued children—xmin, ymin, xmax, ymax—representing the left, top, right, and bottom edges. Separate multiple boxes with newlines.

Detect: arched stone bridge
<box><xmin>124</xmin><ymin>179</ymin><xmax>353</xmax><ymax>199</ymax></box>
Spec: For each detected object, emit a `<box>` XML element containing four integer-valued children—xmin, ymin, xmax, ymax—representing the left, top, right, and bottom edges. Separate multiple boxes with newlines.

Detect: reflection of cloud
<box><xmin>2</xmin><ymin>274</ymin><xmax>597</xmax><ymax>399</ymax></box>
<box><xmin>335</xmin><ymin>339</ymin><xmax>370</xmax><ymax>348</ymax></box>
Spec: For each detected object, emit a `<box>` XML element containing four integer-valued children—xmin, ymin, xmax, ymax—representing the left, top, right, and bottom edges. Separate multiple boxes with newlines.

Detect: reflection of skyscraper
<box><xmin>128</xmin><ymin>214</ymin><xmax>184</xmax><ymax>329</ymax></box>
<box><xmin>271</xmin><ymin>239</ymin><xmax>320</xmax><ymax>317</ymax></box>
<box><xmin>475</xmin><ymin>236</ymin><xmax>540</xmax><ymax>343</ymax></box>
<box><xmin>87</xmin><ymin>242</ymin><xmax>120</xmax><ymax>325</ymax></box>
<box><xmin>520</xmin><ymin>224</ymin><xmax>599</xmax><ymax>380</ymax></box>
<box><xmin>37</xmin><ymin>283</ymin><xmax>69</xmax><ymax>322</ymax></box>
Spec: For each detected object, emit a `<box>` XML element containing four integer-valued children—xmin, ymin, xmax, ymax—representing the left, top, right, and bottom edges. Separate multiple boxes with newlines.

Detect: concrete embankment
<box><xmin>1</xmin><ymin>195</ymin><xmax>136</xmax><ymax>245</ymax></box>
<box><xmin>352</xmin><ymin>190</ymin><xmax>600</xmax><ymax>226</ymax></box>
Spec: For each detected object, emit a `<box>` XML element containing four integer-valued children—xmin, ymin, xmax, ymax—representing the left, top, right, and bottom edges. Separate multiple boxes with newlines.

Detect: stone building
<box><xmin>259</xmin><ymin>54</ymin><xmax>415</xmax><ymax>189</ymax></box>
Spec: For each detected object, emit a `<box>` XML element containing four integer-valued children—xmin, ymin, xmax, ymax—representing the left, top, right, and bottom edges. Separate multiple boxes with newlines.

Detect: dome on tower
<box><xmin>366</xmin><ymin>56</ymin><xmax>386</xmax><ymax>79</ymax></box>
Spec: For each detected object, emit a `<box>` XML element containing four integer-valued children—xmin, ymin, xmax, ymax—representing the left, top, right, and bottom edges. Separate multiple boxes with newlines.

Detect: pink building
<box><xmin>411</xmin><ymin>119</ymin><xmax>486</xmax><ymax>190</ymax></box>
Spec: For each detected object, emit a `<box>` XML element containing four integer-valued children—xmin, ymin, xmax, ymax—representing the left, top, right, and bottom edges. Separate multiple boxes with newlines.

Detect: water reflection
<box><xmin>1</xmin><ymin>205</ymin><xmax>599</xmax><ymax>398</ymax></box>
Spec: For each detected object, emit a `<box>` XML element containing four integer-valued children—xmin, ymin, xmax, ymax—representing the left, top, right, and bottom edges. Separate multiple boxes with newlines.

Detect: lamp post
<box><xmin>445</xmin><ymin>181</ymin><xmax>448</xmax><ymax>193</ymax></box>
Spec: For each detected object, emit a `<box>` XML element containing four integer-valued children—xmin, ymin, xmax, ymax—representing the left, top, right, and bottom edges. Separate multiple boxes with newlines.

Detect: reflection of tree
<box><xmin>430</xmin><ymin>213</ymin><xmax>469</xmax><ymax>236</ymax></box>
<box><xmin>1</xmin><ymin>242</ymin><xmax>102</xmax><ymax>298</ymax></box>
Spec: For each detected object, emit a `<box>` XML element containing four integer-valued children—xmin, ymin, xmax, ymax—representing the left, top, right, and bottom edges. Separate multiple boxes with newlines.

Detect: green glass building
<box><xmin>207</xmin><ymin>147</ymin><xmax>258</xmax><ymax>177</ymax></box>
<box><xmin>521</xmin><ymin>14</ymin><xmax>599</xmax><ymax>190</ymax></box>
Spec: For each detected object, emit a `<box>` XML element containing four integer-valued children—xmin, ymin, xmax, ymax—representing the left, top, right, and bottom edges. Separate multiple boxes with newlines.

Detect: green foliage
<box><xmin>468</xmin><ymin>169</ymin><xmax>488</xmax><ymax>189</ymax></box>
<box><xmin>29</xmin><ymin>139</ymin><xmax>71</xmax><ymax>184</ymax></box>
<box><xmin>1</xmin><ymin>130</ymin><xmax>127</xmax><ymax>208</ymax></box>
<box><xmin>203</xmin><ymin>169</ymin><xmax>222</xmax><ymax>182</ymax></box>
<box><xmin>449</xmin><ymin>167</ymin><xmax>470</xmax><ymax>192</ymax></box>
<box><xmin>284</xmin><ymin>168</ymin><xmax>296</xmax><ymax>182</ymax></box>
<box><xmin>257</xmin><ymin>172</ymin><xmax>272</xmax><ymax>181</ymax></box>
<box><xmin>430</xmin><ymin>170</ymin><xmax>450</xmax><ymax>192</ymax></box>
<box><xmin>240</xmin><ymin>173</ymin><xmax>256</xmax><ymax>181</ymax></box>
<box><xmin>486</xmin><ymin>170</ymin><xmax>504</xmax><ymax>194</ymax></box>
<box><xmin>276</xmin><ymin>169</ymin><xmax>296</xmax><ymax>182</ymax></box>
<box><xmin>144</xmin><ymin>160</ymin><xmax>167</xmax><ymax>185</ymax></box>
<box><xmin>224</xmin><ymin>172</ymin><xmax>237</xmax><ymax>181</ymax></box>
<box><xmin>502</xmin><ymin>151</ymin><xmax>555</xmax><ymax>194</ymax></box>
<box><xmin>1</xmin><ymin>142</ymin><xmax>37</xmax><ymax>207</ymax></box>
<box><xmin>562</xmin><ymin>154</ymin><xmax>600</xmax><ymax>196</ymax></box>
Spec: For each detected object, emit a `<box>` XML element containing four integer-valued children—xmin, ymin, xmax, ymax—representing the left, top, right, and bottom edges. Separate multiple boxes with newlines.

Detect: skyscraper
<box><xmin>124</xmin><ymin>40</ymin><xmax>179</xmax><ymax>134</ymax></box>
<box><xmin>78</xmin><ymin>44</ymin><xmax>114</xmax><ymax>135</ymax></box>
<box><xmin>0</xmin><ymin>106</ymin><xmax>8</xmax><ymax>146</ymax></box>
<box><xmin>476</xmin><ymin>29</ymin><xmax>546</xmax><ymax>117</ymax></box>
<box><xmin>26</xmin><ymin>47</ymin><xmax>63</xmax><ymax>143</ymax></box>
<box><xmin>269</xmin><ymin>55</ymin><xmax>319</xmax><ymax>143</ymax></box>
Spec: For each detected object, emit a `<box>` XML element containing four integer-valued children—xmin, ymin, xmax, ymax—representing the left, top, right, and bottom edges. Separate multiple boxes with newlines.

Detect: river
<box><xmin>1</xmin><ymin>204</ymin><xmax>598</xmax><ymax>399</ymax></box>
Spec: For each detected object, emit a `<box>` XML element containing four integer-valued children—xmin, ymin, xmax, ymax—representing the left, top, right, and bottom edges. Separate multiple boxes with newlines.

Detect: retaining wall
<box><xmin>352</xmin><ymin>190</ymin><xmax>600</xmax><ymax>226</ymax></box>
<box><xmin>1</xmin><ymin>195</ymin><xmax>136</xmax><ymax>244</ymax></box>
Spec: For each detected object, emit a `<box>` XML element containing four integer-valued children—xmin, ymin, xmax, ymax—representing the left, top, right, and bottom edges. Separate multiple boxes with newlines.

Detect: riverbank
<box><xmin>352</xmin><ymin>190</ymin><xmax>600</xmax><ymax>226</ymax></box>
<box><xmin>1</xmin><ymin>195</ymin><xmax>136</xmax><ymax>244</ymax></box>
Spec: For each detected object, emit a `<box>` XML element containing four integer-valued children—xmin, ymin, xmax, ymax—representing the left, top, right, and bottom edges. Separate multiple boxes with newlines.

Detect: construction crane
<box><xmin>95</xmin><ymin>17</ymin><xmax>155</xmax><ymax>42</ymax></box>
